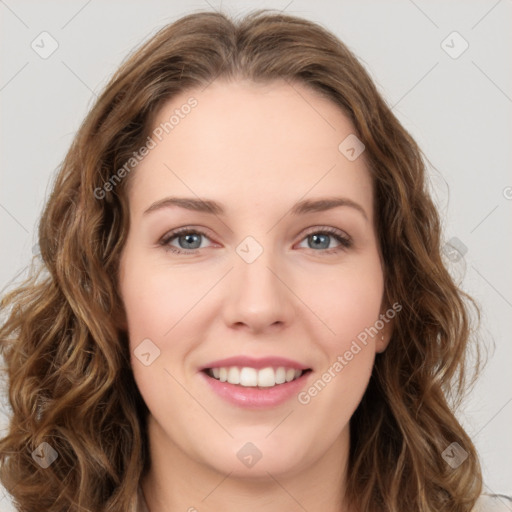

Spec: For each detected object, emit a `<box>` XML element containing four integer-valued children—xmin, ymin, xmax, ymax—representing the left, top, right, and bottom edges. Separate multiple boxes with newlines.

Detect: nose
<box><xmin>222</xmin><ymin>246</ymin><xmax>296</xmax><ymax>334</ymax></box>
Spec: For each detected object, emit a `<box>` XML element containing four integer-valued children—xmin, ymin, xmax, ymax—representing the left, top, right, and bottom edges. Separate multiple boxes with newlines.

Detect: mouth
<box><xmin>202</xmin><ymin>366</ymin><xmax>312</xmax><ymax>389</ymax></box>
<box><xmin>199</xmin><ymin>356</ymin><xmax>313</xmax><ymax>408</ymax></box>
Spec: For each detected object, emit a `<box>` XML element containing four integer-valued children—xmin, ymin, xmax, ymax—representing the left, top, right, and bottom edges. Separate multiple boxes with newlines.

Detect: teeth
<box><xmin>285</xmin><ymin>368</ymin><xmax>296</xmax><ymax>382</ymax></box>
<box><xmin>240</xmin><ymin>367</ymin><xmax>258</xmax><ymax>386</ymax></box>
<box><xmin>208</xmin><ymin>366</ymin><xmax>305</xmax><ymax>388</ymax></box>
<box><xmin>257</xmin><ymin>367</ymin><xmax>275</xmax><ymax>387</ymax></box>
<box><xmin>275</xmin><ymin>367</ymin><xmax>286</xmax><ymax>384</ymax></box>
<box><xmin>227</xmin><ymin>367</ymin><xmax>240</xmax><ymax>384</ymax></box>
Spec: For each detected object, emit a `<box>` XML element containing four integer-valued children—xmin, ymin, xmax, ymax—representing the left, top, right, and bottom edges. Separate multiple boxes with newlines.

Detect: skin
<box><xmin>118</xmin><ymin>78</ymin><xmax>392</xmax><ymax>512</ymax></box>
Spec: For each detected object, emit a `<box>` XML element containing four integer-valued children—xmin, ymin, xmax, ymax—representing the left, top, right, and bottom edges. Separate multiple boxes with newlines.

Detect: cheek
<box><xmin>318</xmin><ymin>256</ymin><xmax>384</xmax><ymax>344</ymax></box>
<box><xmin>119</xmin><ymin>251</ymin><xmax>196</xmax><ymax>343</ymax></box>
<box><xmin>303</xmin><ymin>256</ymin><xmax>383</xmax><ymax>401</ymax></box>
<box><xmin>120</xmin><ymin>256</ymin><xmax>195</xmax><ymax>419</ymax></box>
<box><xmin>119</xmin><ymin>247</ymin><xmax>214</xmax><ymax>402</ymax></box>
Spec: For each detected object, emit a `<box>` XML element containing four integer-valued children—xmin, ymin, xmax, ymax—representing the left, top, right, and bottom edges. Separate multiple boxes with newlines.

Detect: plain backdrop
<box><xmin>1</xmin><ymin>1</ymin><xmax>511</xmax><ymax>510</ymax></box>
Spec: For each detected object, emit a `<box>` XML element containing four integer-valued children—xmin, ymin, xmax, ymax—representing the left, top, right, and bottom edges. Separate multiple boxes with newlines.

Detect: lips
<box><xmin>199</xmin><ymin>356</ymin><xmax>312</xmax><ymax>407</ymax></box>
<box><xmin>200</xmin><ymin>355</ymin><xmax>310</xmax><ymax>371</ymax></box>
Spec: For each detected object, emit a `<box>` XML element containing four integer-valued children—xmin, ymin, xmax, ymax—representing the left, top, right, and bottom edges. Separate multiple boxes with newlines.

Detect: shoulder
<box><xmin>472</xmin><ymin>494</ymin><xmax>512</xmax><ymax>512</ymax></box>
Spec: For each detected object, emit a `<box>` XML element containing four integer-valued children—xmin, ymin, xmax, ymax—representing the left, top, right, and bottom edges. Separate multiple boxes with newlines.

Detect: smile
<box><xmin>200</xmin><ymin>367</ymin><xmax>312</xmax><ymax>409</ymax></box>
<box><xmin>205</xmin><ymin>366</ymin><xmax>307</xmax><ymax>388</ymax></box>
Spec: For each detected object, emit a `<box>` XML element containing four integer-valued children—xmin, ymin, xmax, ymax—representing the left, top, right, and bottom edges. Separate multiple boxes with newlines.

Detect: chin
<box><xmin>203</xmin><ymin>436</ymin><xmax>309</xmax><ymax>479</ymax></box>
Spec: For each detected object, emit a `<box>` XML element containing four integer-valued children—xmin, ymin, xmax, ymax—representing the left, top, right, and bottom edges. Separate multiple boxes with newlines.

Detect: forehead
<box><xmin>127</xmin><ymin>79</ymin><xmax>373</xmax><ymax>220</ymax></box>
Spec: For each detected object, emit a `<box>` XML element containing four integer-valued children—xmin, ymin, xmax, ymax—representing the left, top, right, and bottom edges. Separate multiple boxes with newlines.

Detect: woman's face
<box><xmin>118</xmin><ymin>79</ymin><xmax>390</xmax><ymax>479</ymax></box>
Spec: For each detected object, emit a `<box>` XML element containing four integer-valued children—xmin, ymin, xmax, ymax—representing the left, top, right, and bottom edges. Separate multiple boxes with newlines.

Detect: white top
<box><xmin>133</xmin><ymin>487</ymin><xmax>511</xmax><ymax>511</ymax></box>
<box><xmin>473</xmin><ymin>494</ymin><xmax>512</xmax><ymax>512</ymax></box>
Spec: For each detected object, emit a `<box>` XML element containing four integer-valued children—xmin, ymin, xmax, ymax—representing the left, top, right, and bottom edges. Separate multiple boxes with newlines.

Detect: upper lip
<box><xmin>200</xmin><ymin>356</ymin><xmax>310</xmax><ymax>371</ymax></box>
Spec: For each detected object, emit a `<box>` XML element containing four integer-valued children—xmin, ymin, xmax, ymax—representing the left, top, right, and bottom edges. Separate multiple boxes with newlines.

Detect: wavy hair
<box><xmin>0</xmin><ymin>9</ymin><xmax>483</xmax><ymax>512</ymax></box>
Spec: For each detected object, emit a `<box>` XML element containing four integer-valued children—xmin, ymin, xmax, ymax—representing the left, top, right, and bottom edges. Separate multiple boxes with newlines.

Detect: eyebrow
<box><xmin>143</xmin><ymin>196</ymin><xmax>368</xmax><ymax>221</ymax></box>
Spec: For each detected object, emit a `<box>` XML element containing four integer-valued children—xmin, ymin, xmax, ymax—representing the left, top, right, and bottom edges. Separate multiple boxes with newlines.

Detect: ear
<box><xmin>376</xmin><ymin>327</ymin><xmax>392</xmax><ymax>354</ymax></box>
<box><xmin>375</xmin><ymin>302</ymin><xmax>399</xmax><ymax>354</ymax></box>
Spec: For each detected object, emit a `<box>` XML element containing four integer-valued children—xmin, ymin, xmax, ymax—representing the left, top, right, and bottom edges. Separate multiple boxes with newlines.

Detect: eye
<box><xmin>159</xmin><ymin>226</ymin><xmax>352</xmax><ymax>255</ymax></box>
<box><xmin>159</xmin><ymin>227</ymin><xmax>212</xmax><ymax>254</ymax></box>
<box><xmin>296</xmin><ymin>227</ymin><xmax>352</xmax><ymax>254</ymax></box>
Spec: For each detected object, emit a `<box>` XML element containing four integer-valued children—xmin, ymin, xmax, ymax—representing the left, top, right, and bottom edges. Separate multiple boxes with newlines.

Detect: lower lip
<box><xmin>200</xmin><ymin>371</ymin><xmax>311</xmax><ymax>409</ymax></box>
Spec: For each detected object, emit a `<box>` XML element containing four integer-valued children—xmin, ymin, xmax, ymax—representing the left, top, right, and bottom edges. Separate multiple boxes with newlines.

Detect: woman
<box><xmin>0</xmin><ymin>9</ymin><xmax>506</xmax><ymax>512</ymax></box>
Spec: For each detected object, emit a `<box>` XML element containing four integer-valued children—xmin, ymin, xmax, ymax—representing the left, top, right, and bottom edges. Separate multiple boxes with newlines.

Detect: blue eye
<box><xmin>160</xmin><ymin>228</ymin><xmax>211</xmax><ymax>254</ymax></box>
<box><xmin>160</xmin><ymin>226</ymin><xmax>352</xmax><ymax>255</ymax></box>
<box><xmin>298</xmin><ymin>228</ymin><xmax>352</xmax><ymax>253</ymax></box>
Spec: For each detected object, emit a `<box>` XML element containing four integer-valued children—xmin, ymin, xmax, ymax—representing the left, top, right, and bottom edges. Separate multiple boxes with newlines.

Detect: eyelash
<box><xmin>159</xmin><ymin>226</ymin><xmax>352</xmax><ymax>256</ymax></box>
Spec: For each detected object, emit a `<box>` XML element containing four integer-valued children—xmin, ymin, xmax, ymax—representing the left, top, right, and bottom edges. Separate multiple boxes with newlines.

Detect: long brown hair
<box><xmin>0</xmin><ymin>9</ymin><xmax>483</xmax><ymax>511</ymax></box>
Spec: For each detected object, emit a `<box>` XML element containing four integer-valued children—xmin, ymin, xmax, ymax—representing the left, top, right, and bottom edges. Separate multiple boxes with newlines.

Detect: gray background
<box><xmin>1</xmin><ymin>1</ymin><xmax>511</xmax><ymax>510</ymax></box>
